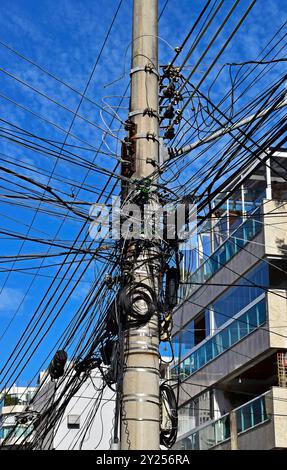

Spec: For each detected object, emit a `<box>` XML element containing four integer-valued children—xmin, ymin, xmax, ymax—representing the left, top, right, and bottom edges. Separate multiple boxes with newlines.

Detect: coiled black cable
<box><xmin>160</xmin><ymin>382</ymin><xmax>178</xmax><ymax>449</ymax></box>
<box><xmin>119</xmin><ymin>282</ymin><xmax>157</xmax><ymax>328</ymax></box>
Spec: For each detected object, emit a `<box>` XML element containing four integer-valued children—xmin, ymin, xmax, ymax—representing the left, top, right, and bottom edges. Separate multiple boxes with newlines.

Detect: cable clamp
<box><xmin>146</xmin><ymin>131</ymin><xmax>157</xmax><ymax>141</ymax></box>
<box><xmin>129</xmin><ymin>108</ymin><xmax>159</xmax><ymax>119</ymax></box>
<box><xmin>143</xmin><ymin>107</ymin><xmax>159</xmax><ymax>118</ymax></box>
<box><xmin>122</xmin><ymin>417</ymin><xmax>160</xmax><ymax>423</ymax></box>
<box><xmin>123</xmin><ymin>366</ymin><xmax>159</xmax><ymax>376</ymax></box>
<box><xmin>124</xmin><ymin>345</ymin><xmax>159</xmax><ymax>354</ymax></box>
<box><xmin>133</xmin><ymin>132</ymin><xmax>159</xmax><ymax>143</ymax></box>
<box><xmin>122</xmin><ymin>393</ymin><xmax>160</xmax><ymax>405</ymax></box>
<box><xmin>130</xmin><ymin>65</ymin><xmax>159</xmax><ymax>78</ymax></box>
<box><xmin>146</xmin><ymin>158</ymin><xmax>159</xmax><ymax>168</ymax></box>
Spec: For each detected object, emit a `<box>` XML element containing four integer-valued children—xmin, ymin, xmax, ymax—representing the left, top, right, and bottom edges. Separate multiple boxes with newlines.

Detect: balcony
<box><xmin>172</xmin><ymin>287</ymin><xmax>287</xmax><ymax>405</ymax></box>
<box><xmin>175</xmin><ymin>199</ymin><xmax>287</xmax><ymax>336</ymax></box>
<box><xmin>172</xmin><ymin>295</ymin><xmax>266</xmax><ymax>381</ymax></box>
<box><xmin>0</xmin><ymin>426</ymin><xmax>31</xmax><ymax>440</ymax></box>
<box><xmin>181</xmin><ymin>208</ymin><xmax>262</xmax><ymax>301</ymax></box>
<box><xmin>175</xmin><ymin>387</ymin><xmax>287</xmax><ymax>450</ymax></box>
<box><xmin>0</xmin><ymin>425</ymin><xmax>32</xmax><ymax>447</ymax></box>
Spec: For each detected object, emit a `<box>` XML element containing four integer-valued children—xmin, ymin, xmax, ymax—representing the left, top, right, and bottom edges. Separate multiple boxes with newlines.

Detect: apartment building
<box><xmin>0</xmin><ymin>385</ymin><xmax>36</xmax><ymax>448</ymax></box>
<box><xmin>172</xmin><ymin>149</ymin><xmax>287</xmax><ymax>450</ymax></box>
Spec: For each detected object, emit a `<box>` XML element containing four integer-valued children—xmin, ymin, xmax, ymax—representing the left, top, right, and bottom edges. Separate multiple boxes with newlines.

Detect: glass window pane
<box><xmin>258</xmin><ymin>299</ymin><xmax>266</xmax><ymax>324</ymax></box>
<box><xmin>197</xmin><ymin>346</ymin><xmax>206</xmax><ymax>369</ymax></box>
<box><xmin>242</xmin><ymin>404</ymin><xmax>252</xmax><ymax>431</ymax></box>
<box><xmin>190</xmin><ymin>353</ymin><xmax>197</xmax><ymax>374</ymax></box>
<box><xmin>252</xmin><ymin>398</ymin><xmax>263</xmax><ymax>426</ymax></box>
<box><xmin>229</xmin><ymin>320</ymin><xmax>239</xmax><ymax>344</ymax></box>
<box><xmin>205</xmin><ymin>340</ymin><xmax>214</xmax><ymax>362</ymax></box>
<box><xmin>237</xmin><ymin>410</ymin><xmax>243</xmax><ymax>433</ymax></box>
<box><xmin>217</xmin><ymin>329</ymin><xmax>230</xmax><ymax>353</ymax></box>
<box><xmin>181</xmin><ymin>329</ymin><xmax>195</xmax><ymax>357</ymax></box>
<box><xmin>247</xmin><ymin>305</ymin><xmax>258</xmax><ymax>332</ymax></box>
<box><xmin>239</xmin><ymin>313</ymin><xmax>249</xmax><ymax>339</ymax></box>
<box><xmin>183</xmin><ymin>358</ymin><xmax>191</xmax><ymax>377</ymax></box>
<box><xmin>212</xmin><ymin>336</ymin><xmax>221</xmax><ymax>356</ymax></box>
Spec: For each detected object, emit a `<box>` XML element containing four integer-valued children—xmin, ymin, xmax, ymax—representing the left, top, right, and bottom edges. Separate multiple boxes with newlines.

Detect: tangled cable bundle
<box><xmin>119</xmin><ymin>282</ymin><xmax>158</xmax><ymax>328</ymax></box>
<box><xmin>160</xmin><ymin>382</ymin><xmax>178</xmax><ymax>449</ymax></box>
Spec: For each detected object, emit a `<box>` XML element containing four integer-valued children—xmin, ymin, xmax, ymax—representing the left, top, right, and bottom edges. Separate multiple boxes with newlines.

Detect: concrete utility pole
<box><xmin>120</xmin><ymin>0</ymin><xmax>160</xmax><ymax>450</ymax></box>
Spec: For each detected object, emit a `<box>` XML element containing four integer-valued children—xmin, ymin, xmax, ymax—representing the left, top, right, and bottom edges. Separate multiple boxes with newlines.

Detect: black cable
<box><xmin>160</xmin><ymin>382</ymin><xmax>178</xmax><ymax>448</ymax></box>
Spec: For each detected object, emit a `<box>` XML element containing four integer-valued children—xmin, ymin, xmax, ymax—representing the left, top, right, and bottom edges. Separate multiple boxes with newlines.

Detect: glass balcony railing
<box><xmin>182</xmin><ymin>208</ymin><xmax>262</xmax><ymax>300</ymax></box>
<box><xmin>236</xmin><ymin>394</ymin><xmax>268</xmax><ymax>434</ymax></box>
<box><xmin>180</xmin><ymin>414</ymin><xmax>231</xmax><ymax>450</ymax></box>
<box><xmin>0</xmin><ymin>426</ymin><xmax>32</xmax><ymax>441</ymax></box>
<box><xmin>175</xmin><ymin>392</ymin><xmax>270</xmax><ymax>450</ymax></box>
<box><xmin>172</xmin><ymin>296</ymin><xmax>266</xmax><ymax>380</ymax></box>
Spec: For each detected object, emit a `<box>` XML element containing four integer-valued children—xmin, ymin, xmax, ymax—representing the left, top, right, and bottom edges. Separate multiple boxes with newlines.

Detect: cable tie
<box><xmin>146</xmin><ymin>158</ymin><xmax>159</xmax><ymax>167</ymax></box>
<box><xmin>129</xmin><ymin>108</ymin><xmax>159</xmax><ymax>119</ymax></box>
<box><xmin>133</xmin><ymin>132</ymin><xmax>160</xmax><ymax>143</ymax></box>
<box><xmin>130</xmin><ymin>65</ymin><xmax>159</xmax><ymax>78</ymax></box>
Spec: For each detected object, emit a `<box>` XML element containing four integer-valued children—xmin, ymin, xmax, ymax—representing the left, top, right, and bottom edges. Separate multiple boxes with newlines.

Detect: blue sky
<box><xmin>0</xmin><ymin>0</ymin><xmax>285</xmax><ymax>387</ymax></box>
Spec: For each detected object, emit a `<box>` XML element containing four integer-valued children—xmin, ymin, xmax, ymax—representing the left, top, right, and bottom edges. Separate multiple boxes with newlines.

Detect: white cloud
<box><xmin>0</xmin><ymin>286</ymin><xmax>26</xmax><ymax>316</ymax></box>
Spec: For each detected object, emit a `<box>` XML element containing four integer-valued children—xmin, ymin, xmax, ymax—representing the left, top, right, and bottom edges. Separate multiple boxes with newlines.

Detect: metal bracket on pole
<box><xmin>129</xmin><ymin>108</ymin><xmax>159</xmax><ymax>119</ymax></box>
<box><xmin>133</xmin><ymin>132</ymin><xmax>160</xmax><ymax>143</ymax></box>
<box><xmin>130</xmin><ymin>65</ymin><xmax>160</xmax><ymax>78</ymax></box>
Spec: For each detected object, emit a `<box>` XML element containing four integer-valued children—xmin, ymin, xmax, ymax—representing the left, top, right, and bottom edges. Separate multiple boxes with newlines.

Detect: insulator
<box><xmin>174</xmin><ymin>116</ymin><xmax>183</xmax><ymax>125</ymax></box>
<box><xmin>16</xmin><ymin>415</ymin><xmax>29</xmax><ymax>425</ymax></box>
<box><xmin>173</xmin><ymin>91</ymin><xmax>183</xmax><ymax>104</ymax></box>
<box><xmin>104</xmin><ymin>274</ymin><xmax>114</xmax><ymax>289</ymax></box>
<box><xmin>162</xmin><ymin>105</ymin><xmax>175</xmax><ymax>120</ymax></box>
<box><xmin>162</xmin><ymin>83</ymin><xmax>176</xmax><ymax>99</ymax></box>
<box><xmin>164</xmin><ymin>126</ymin><xmax>176</xmax><ymax>140</ymax></box>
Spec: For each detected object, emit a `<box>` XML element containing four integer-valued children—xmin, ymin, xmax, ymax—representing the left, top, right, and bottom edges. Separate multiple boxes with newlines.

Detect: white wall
<box><xmin>53</xmin><ymin>374</ymin><xmax>115</xmax><ymax>450</ymax></box>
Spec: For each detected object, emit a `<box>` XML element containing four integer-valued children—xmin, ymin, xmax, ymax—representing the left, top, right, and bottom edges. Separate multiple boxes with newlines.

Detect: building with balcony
<box><xmin>172</xmin><ymin>148</ymin><xmax>287</xmax><ymax>450</ymax></box>
<box><xmin>0</xmin><ymin>385</ymin><xmax>36</xmax><ymax>448</ymax></box>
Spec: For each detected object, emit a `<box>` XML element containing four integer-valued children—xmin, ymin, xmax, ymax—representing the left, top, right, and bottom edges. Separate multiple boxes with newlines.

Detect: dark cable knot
<box><xmin>146</xmin><ymin>132</ymin><xmax>157</xmax><ymax>141</ymax></box>
<box><xmin>143</xmin><ymin>107</ymin><xmax>158</xmax><ymax>118</ymax></box>
<box><xmin>119</xmin><ymin>282</ymin><xmax>158</xmax><ymax>328</ymax></box>
<box><xmin>160</xmin><ymin>382</ymin><xmax>178</xmax><ymax>448</ymax></box>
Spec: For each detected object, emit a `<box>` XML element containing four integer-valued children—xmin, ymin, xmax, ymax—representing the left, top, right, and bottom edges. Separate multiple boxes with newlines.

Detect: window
<box><xmin>67</xmin><ymin>415</ymin><xmax>80</xmax><ymax>430</ymax></box>
<box><xmin>173</xmin><ymin>327</ymin><xmax>195</xmax><ymax>360</ymax></box>
<box><xmin>269</xmin><ymin>259</ymin><xmax>287</xmax><ymax>289</ymax></box>
<box><xmin>194</xmin><ymin>314</ymin><xmax>206</xmax><ymax>345</ymax></box>
<box><xmin>179</xmin><ymin>262</ymin><xmax>268</xmax><ymax>359</ymax></box>
<box><xmin>213</xmin><ymin>262</ymin><xmax>268</xmax><ymax>329</ymax></box>
<box><xmin>172</xmin><ymin>298</ymin><xmax>267</xmax><ymax>380</ymax></box>
<box><xmin>184</xmin><ymin>210</ymin><xmax>262</xmax><ymax>302</ymax></box>
<box><xmin>201</xmin><ymin>232</ymin><xmax>212</xmax><ymax>260</ymax></box>
<box><xmin>180</xmin><ymin>391</ymin><xmax>212</xmax><ymax>429</ymax></box>
<box><xmin>182</xmin><ymin>328</ymin><xmax>195</xmax><ymax>356</ymax></box>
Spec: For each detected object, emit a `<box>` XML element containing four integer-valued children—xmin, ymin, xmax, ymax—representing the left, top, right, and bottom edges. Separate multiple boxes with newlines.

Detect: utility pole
<box><xmin>120</xmin><ymin>0</ymin><xmax>160</xmax><ymax>450</ymax></box>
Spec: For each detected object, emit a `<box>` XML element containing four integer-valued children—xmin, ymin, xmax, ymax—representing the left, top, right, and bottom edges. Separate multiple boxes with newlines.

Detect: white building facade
<box><xmin>32</xmin><ymin>369</ymin><xmax>116</xmax><ymax>450</ymax></box>
<box><xmin>0</xmin><ymin>385</ymin><xmax>36</xmax><ymax>448</ymax></box>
